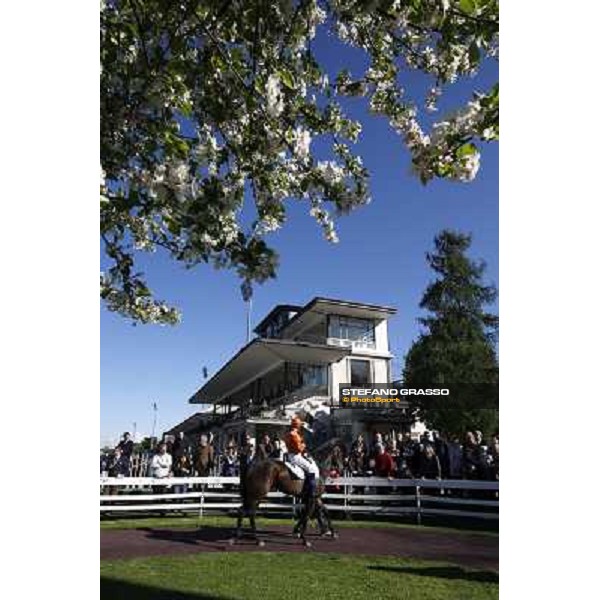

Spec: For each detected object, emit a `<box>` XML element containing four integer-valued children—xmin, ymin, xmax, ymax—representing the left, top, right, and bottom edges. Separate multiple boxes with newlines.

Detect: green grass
<box><xmin>100</xmin><ymin>514</ymin><xmax>498</xmax><ymax>537</ymax></box>
<box><xmin>101</xmin><ymin>552</ymin><xmax>498</xmax><ymax>599</ymax></box>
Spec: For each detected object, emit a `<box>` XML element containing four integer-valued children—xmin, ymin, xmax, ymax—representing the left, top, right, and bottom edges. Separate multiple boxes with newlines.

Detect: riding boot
<box><xmin>304</xmin><ymin>473</ymin><xmax>317</xmax><ymax>498</ymax></box>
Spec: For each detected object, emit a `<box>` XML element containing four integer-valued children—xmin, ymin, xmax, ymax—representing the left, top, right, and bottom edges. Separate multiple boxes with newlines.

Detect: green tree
<box><xmin>403</xmin><ymin>230</ymin><xmax>498</xmax><ymax>436</ymax></box>
<box><xmin>137</xmin><ymin>436</ymin><xmax>155</xmax><ymax>452</ymax></box>
<box><xmin>101</xmin><ymin>1</ymin><xmax>499</xmax><ymax>324</ymax></box>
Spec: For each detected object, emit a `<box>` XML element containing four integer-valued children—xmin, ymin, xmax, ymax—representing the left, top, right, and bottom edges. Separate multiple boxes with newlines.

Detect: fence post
<box><xmin>344</xmin><ymin>480</ymin><xmax>349</xmax><ymax>518</ymax></box>
<box><xmin>415</xmin><ymin>483</ymin><xmax>422</xmax><ymax>526</ymax></box>
<box><xmin>199</xmin><ymin>481</ymin><xmax>204</xmax><ymax>519</ymax></box>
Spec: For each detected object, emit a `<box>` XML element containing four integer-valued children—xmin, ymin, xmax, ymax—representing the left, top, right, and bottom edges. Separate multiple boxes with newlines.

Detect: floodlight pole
<box><xmin>246</xmin><ymin>298</ymin><xmax>252</xmax><ymax>343</ymax></box>
<box><xmin>151</xmin><ymin>402</ymin><xmax>158</xmax><ymax>447</ymax></box>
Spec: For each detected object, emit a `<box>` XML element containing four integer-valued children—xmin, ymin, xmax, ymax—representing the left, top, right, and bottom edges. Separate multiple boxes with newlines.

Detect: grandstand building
<box><xmin>181</xmin><ymin>297</ymin><xmax>411</xmax><ymax>450</ymax></box>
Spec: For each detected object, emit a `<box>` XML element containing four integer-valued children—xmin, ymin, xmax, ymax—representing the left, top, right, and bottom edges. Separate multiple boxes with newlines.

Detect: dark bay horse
<box><xmin>232</xmin><ymin>459</ymin><xmax>336</xmax><ymax>547</ymax></box>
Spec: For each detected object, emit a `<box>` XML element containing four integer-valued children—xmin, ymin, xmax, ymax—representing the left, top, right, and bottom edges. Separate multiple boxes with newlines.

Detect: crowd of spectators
<box><xmin>100</xmin><ymin>428</ymin><xmax>499</xmax><ymax>484</ymax></box>
<box><xmin>334</xmin><ymin>430</ymin><xmax>499</xmax><ymax>482</ymax></box>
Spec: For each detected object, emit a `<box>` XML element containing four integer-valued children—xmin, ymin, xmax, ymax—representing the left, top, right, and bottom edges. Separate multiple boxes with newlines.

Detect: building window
<box><xmin>350</xmin><ymin>359</ymin><xmax>371</xmax><ymax>386</ymax></box>
<box><xmin>301</xmin><ymin>364</ymin><xmax>327</xmax><ymax>388</ymax></box>
<box><xmin>328</xmin><ymin>316</ymin><xmax>375</xmax><ymax>346</ymax></box>
<box><xmin>287</xmin><ymin>363</ymin><xmax>328</xmax><ymax>393</ymax></box>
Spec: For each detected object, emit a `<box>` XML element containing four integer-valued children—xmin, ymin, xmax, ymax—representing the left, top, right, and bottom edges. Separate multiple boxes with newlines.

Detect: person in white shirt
<box><xmin>150</xmin><ymin>443</ymin><xmax>172</xmax><ymax>494</ymax></box>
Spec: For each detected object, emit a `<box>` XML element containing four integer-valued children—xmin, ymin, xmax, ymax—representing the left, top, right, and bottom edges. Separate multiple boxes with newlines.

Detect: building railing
<box><xmin>326</xmin><ymin>337</ymin><xmax>376</xmax><ymax>350</ymax></box>
<box><xmin>100</xmin><ymin>476</ymin><xmax>498</xmax><ymax>523</ymax></box>
<box><xmin>292</xmin><ymin>333</ymin><xmax>376</xmax><ymax>351</ymax></box>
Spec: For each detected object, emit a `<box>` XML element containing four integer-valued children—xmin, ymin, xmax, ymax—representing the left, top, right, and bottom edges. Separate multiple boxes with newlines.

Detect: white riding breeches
<box><xmin>288</xmin><ymin>453</ymin><xmax>319</xmax><ymax>477</ymax></box>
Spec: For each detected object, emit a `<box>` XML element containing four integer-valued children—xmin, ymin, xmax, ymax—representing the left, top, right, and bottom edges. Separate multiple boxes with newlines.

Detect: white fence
<box><xmin>100</xmin><ymin>476</ymin><xmax>498</xmax><ymax>523</ymax></box>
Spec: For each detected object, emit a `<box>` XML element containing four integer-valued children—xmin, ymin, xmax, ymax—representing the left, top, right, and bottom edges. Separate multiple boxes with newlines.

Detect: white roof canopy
<box><xmin>189</xmin><ymin>338</ymin><xmax>350</xmax><ymax>404</ymax></box>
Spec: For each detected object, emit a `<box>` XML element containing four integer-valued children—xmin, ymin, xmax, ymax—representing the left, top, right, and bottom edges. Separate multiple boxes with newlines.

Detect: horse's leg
<box><xmin>231</xmin><ymin>506</ymin><xmax>244</xmax><ymax>543</ymax></box>
<box><xmin>231</xmin><ymin>480</ymin><xmax>247</xmax><ymax>544</ymax></box>
<box><xmin>299</xmin><ymin>497</ymin><xmax>314</xmax><ymax>547</ymax></box>
<box><xmin>317</xmin><ymin>501</ymin><xmax>338</xmax><ymax>538</ymax></box>
<box><xmin>293</xmin><ymin>503</ymin><xmax>304</xmax><ymax>538</ymax></box>
<box><xmin>315</xmin><ymin>500</ymin><xmax>328</xmax><ymax>535</ymax></box>
<box><xmin>250</xmin><ymin>504</ymin><xmax>264</xmax><ymax>547</ymax></box>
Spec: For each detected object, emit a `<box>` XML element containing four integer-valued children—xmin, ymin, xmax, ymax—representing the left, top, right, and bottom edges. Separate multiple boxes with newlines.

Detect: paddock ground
<box><xmin>101</xmin><ymin>520</ymin><xmax>498</xmax><ymax>599</ymax></box>
<box><xmin>102</xmin><ymin>523</ymin><xmax>497</xmax><ymax>570</ymax></box>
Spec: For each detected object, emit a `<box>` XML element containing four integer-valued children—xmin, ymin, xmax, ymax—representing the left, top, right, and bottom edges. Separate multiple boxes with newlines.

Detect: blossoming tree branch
<box><xmin>101</xmin><ymin>0</ymin><xmax>499</xmax><ymax>324</ymax></box>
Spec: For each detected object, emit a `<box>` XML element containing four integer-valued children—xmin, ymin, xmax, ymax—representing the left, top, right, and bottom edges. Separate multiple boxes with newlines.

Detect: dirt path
<box><xmin>101</xmin><ymin>526</ymin><xmax>498</xmax><ymax>571</ymax></box>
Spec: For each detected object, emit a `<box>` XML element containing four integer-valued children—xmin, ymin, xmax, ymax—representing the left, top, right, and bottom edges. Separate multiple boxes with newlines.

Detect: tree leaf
<box><xmin>278</xmin><ymin>68</ymin><xmax>295</xmax><ymax>90</ymax></box>
<box><xmin>468</xmin><ymin>42</ymin><xmax>480</xmax><ymax>64</ymax></box>
<box><xmin>456</xmin><ymin>143</ymin><xmax>478</xmax><ymax>157</ymax></box>
<box><xmin>459</xmin><ymin>0</ymin><xmax>478</xmax><ymax>15</ymax></box>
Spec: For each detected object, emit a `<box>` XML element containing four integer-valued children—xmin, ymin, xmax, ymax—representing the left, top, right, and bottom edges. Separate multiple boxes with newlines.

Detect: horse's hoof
<box><xmin>257</xmin><ymin>540</ymin><xmax>265</xmax><ymax>547</ymax></box>
<box><xmin>332</xmin><ymin>532</ymin><xmax>339</xmax><ymax>539</ymax></box>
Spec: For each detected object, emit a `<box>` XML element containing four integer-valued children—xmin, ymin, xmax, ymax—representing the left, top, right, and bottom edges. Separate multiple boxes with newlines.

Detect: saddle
<box><xmin>282</xmin><ymin>460</ymin><xmax>305</xmax><ymax>480</ymax></box>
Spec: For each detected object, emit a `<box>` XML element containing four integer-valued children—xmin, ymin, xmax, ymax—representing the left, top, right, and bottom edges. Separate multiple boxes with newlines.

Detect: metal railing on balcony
<box><xmin>292</xmin><ymin>333</ymin><xmax>376</xmax><ymax>350</ymax></box>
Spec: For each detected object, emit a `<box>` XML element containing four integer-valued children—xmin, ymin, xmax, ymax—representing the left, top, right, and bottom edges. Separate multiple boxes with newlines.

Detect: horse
<box><xmin>232</xmin><ymin>458</ymin><xmax>337</xmax><ymax>547</ymax></box>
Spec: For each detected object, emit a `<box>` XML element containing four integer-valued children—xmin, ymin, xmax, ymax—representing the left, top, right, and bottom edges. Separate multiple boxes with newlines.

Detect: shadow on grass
<box><xmin>367</xmin><ymin>565</ymin><xmax>499</xmax><ymax>584</ymax></box>
<box><xmin>145</xmin><ymin>525</ymin><xmax>293</xmax><ymax>544</ymax></box>
<box><xmin>101</xmin><ymin>577</ymin><xmax>237</xmax><ymax>600</ymax></box>
<box><xmin>140</xmin><ymin>526</ymin><xmax>301</xmax><ymax>547</ymax></box>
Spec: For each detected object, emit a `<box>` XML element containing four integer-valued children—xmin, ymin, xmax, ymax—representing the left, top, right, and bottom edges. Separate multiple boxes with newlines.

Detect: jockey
<box><xmin>284</xmin><ymin>415</ymin><xmax>320</xmax><ymax>498</ymax></box>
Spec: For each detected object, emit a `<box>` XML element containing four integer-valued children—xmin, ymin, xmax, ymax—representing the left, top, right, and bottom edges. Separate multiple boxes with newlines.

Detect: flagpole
<box><xmin>151</xmin><ymin>402</ymin><xmax>158</xmax><ymax>448</ymax></box>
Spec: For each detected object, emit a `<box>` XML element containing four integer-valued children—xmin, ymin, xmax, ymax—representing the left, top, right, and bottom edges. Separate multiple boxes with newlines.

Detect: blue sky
<box><xmin>101</xmin><ymin>34</ymin><xmax>498</xmax><ymax>447</ymax></box>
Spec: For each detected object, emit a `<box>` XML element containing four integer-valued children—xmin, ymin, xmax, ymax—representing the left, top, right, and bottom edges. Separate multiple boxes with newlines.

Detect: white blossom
<box><xmin>101</xmin><ymin>0</ymin><xmax>497</xmax><ymax>324</ymax></box>
<box><xmin>293</xmin><ymin>127</ymin><xmax>311</xmax><ymax>161</ymax></box>
<box><xmin>316</xmin><ymin>160</ymin><xmax>345</xmax><ymax>185</ymax></box>
<box><xmin>167</xmin><ymin>160</ymin><xmax>189</xmax><ymax>186</ymax></box>
<box><xmin>265</xmin><ymin>74</ymin><xmax>284</xmax><ymax>118</ymax></box>
<box><xmin>425</xmin><ymin>87</ymin><xmax>442</xmax><ymax>113</ymax></box>
<box><xmin>257</xmin><ymin>214</ymin><xmax>283</xmax><ymax>234</ymax></box>
<box><xmin>307</xmin><ymin>2</ymin><xmax>327</xmax><ymax>38</ymax></box>
<box><xmin>455</xmin><ymin>151</ymin><xmax>481</xmax><ymax>182</ymax></box>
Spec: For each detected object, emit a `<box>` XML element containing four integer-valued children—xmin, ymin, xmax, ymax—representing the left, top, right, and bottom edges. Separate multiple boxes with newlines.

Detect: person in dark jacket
<box><xmin>221</xmin><ymin>445</ymin><xmax>239</xmax><ymax>493</ymax></box>
<box><xmin>329</xmin><ymin>445</ymin><xmax>346</xmax><ymax>473</ymax></box>
<box><xmin>108</xmin><ymin>447</ymin><xmax>129</xmax><ymax>477</ymax></box>
<box><xmin>420</xmin><ymin>445</ymin><xmax>442</xmax><ymax>479</ymax></box>
<box><xmin>398</xmin><ymin>433</ymin><xmax>417</xmax><ymax>475</ymax></box>
<box><xmin>349</xmin><ymin>434</ymin><xmax>367</xmax><ymax>475</ymax></box>
<box><xmin>490</xmin><ymin>434</ymin><xmax>499</xmax><ymax>480</ymax></box>
<box><xmin>117</xmin><ymin>432</ymin><xmax>134</xmax><ymax>458</ymax></box>
<box><xmin>238</xmin><ymin>433</ymin><xmax>256</xmax><ymax>496</ymax></box>
<box><xmin>269</xmin><ymin>437</ymin><xmax>285</xmax><ymax>461</ymax></box>
<box><xmin>463</xmin><ymin>431</ymin><xmax>483</xmax><ymax>479</ymax></box>
<box><xmin>321</xmin><ymin>443</ymin><xmax>345</xmax><ymax>492</ymax></box>
<box><xmin>116</xmin><ymin>432</ymin><xmax>134</xmax><ymax>476</ymax></box>
<box><xmin>395</xmin><ymin>456</ymin><xmax>414</xmax><ymax>479</ymax></box>
<box><xmin>100</xmin><ymin>453</ymin><xmax>109</xmax><ymax>476</ymax></box>
<box><xmin>434</xmin><ymin>432</ymin><xmax>450</xmax><ymax>477</ymax></box>
<box><xmin>195</xmin><ymin>434</ymin><xmax>215</xmax><ymax>476</ymax></box>
<box><xmin>446</xmin><ymin>435</ymin><xmax>464</xmax><ymax>480</ymax></box>
<box><xmin>256</xmin><ymin>433</ymin><xmax>274</xmax><ymax>461</ymax></box>
<box><xmin>221</xmin><ymin>446</ymin><xmax>239</xmax><ymax>477</ymax></box>
<box><xmin>172</xmin><ymin>432</ymin><xmax>189</xmax><ymax>462</ymax></box>
<box><xmin>106</xmin><ymin>447</ymin><xmax>129</xmax><ymax>495</ymax></box>
<box><xmin>173</xmin><ymin>454</ymin><xmax>192</xmax><ymax>494</ymax></box>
